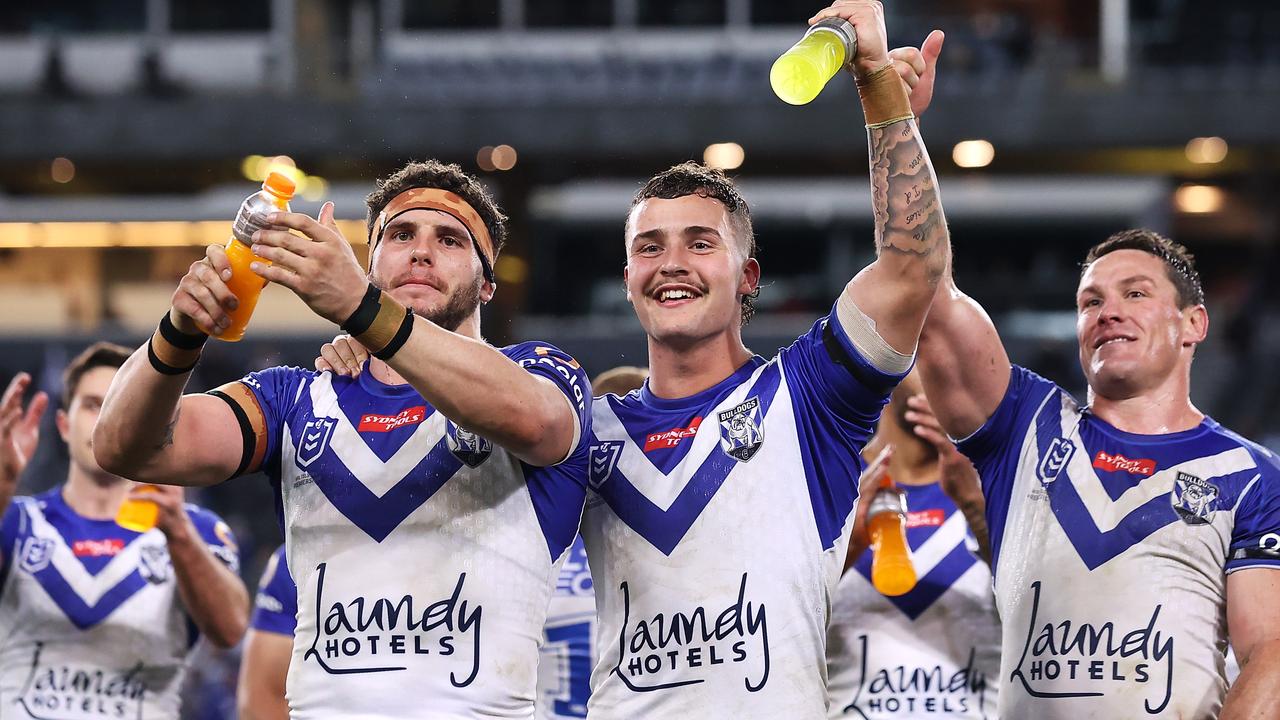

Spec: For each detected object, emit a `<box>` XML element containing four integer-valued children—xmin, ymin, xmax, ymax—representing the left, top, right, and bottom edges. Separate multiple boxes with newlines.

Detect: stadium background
<box><xmin>1</xmin><ymin>0</ymin><xmax>1277</xmax><ymax>715</ymax></box>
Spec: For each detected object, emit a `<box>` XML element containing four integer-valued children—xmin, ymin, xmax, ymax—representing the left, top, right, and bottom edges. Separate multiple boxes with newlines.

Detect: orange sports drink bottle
<box><xmin>867</xmin><ymin>475</ymin><xmax>918</xmax><ymax>596</ymax></box>
<box><xmin>116</xmin><ymin>485</ymin><xmax>160</xmax><ymax>533</ymax></box>
<box><xmin>770</xmin><ymin>17</ymin><xmax>858</xmax><ymax>106</ymax></box>
<box><xmin>221</xmin><ymin>172</ymin><xmax>296</xmax><ymax>341</ymax></box>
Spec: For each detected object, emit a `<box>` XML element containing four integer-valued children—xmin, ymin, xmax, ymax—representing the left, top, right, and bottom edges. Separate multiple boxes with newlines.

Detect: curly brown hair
<box><xmin>365</xmin><ymin>160</ymin><xmax>509</xmax><ymax>258</ymax></box>
<box><xmin>1081</xmin><ymin>229</ymin><xmax>1204</xmax><ymax>308</ymax></box>
<box><xmin>629</xmin><ymin>162</ymin><xmax>759</xmax><ymax>324</ymax></box>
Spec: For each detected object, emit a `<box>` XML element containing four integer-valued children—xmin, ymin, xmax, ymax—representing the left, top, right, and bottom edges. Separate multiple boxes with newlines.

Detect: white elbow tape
<box><xmin>836</xmin><ymin>294</ymin><xmax>915</xmax><ymax>375</ymax></box>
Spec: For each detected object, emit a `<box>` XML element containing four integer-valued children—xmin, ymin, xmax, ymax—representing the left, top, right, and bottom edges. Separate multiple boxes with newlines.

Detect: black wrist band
<box><xmin>372</xmin><ymin>309</ymin><xmax>414</xmax><ymax>361</ymax></box>
<box><xmin>147</xmin><ymin>338</ymin><xmax>199</xmax><ymax>375</ymax></box>
<box><xmin>159</xmin><ymin>311</ymin><xmax>208</xmax><ymax>349</ymax></box>
<box><xmin>341</xmin><ymin>284</ymin><xmax>383</xmax><ymax>336</ymax></box>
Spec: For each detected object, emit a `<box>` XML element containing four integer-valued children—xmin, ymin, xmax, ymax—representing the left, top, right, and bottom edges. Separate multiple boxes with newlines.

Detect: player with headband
<box><xmin>94</xmin><ymin>160</ymin><xmax>591</xmax><ymax>719</ymax></box>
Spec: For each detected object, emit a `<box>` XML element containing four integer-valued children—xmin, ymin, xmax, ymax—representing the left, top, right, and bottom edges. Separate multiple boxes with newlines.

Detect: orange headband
<box><xmin>370</xmin><ymin>188</ymin><xmax>496</xmax><ymax>282</ymax></box>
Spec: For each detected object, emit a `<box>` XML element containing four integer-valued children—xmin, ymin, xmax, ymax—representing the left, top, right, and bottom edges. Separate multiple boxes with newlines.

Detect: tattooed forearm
<box><xmin>868</xmin><ymin>119</ymin><xmax>948</xmax><ymax>272</ymax></box>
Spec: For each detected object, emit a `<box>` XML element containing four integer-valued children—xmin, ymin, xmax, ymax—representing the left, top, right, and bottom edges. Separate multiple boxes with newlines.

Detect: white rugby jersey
<box><xmin>581</xmin><ymin>305</ymin><xmax>907</xmax><ymax>718</ymax></box>
<box><xmin>214</xmin><ymin>342</ymin><xmax>590</xmax><ymax>719</ymax></box>
<box><xmin>959</xmin><ymin>365</ymin><xmax>1280</xmax><ymax>719</ymax></box>
<box><xmin>0</xmin><ymin>487</ymin><xmax>239</xmax><ymax>720</ymax></box>
<box><xmin>536</xmin><ymin>534</ymin><xmax>595</xmax><ymax>719</ymax></box>
<box><xmin>826</xmin><ymin>482</ymin><xmax>1000</xmax><ymax>719</ymax></box>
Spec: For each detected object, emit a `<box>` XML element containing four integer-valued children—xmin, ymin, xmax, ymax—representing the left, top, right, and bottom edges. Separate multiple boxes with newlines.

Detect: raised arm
<box><xmin>811</xmin><ymin>3</ymin><xmax>948</xmax><ymax>358</ymax></box>
<box><xmin>94</xmin><ymin>248</ymin><xmax>254</xmax><ymax>486</ymax></box>
<box><xmin>0</xmin><ymin>373</ymin><xmax>47</xmax><ymax>522</ymax></box>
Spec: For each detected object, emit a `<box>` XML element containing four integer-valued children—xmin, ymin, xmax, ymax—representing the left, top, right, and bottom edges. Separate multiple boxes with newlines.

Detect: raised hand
<box><xmin>315</xmin><ymin>335</ymin><xmax>370</xmax><ymax>378</ymax></box>
<box><xmin>249</xmin><ymin>202</ymin><xmax>369</xmax><ymax>325</ymax></box>
<box><xmin>172</xmin><ymin>244</ymin><xmax>238</xmax><ymax>336</ymax></box>
<box><xmin>809</xmin><ymin>1</ymin><xmax>891</xmax><ymax>79</ymax></box>
<box><xmin>0</xmin><ymin>373</ymin><xmax>47</xmax><ymax>486</ymax></box>
<box><xmin>888</xmin><ymin>30</ymin><xmax>945</xmax><ymax>117</ymax></box>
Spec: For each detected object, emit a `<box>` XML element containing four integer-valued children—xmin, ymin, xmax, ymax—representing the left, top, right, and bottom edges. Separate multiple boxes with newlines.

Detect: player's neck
<box><xmin>1088</xmin><ymin>374</ymin><xmax>1203</xmax><ymax>435</ymax></box>
<box><xmin>61</xmin><ymin>471</ymin><xmax>131</xmax><ymax>521</ymax></box>
<box><xmin>646</xmin><ymin>330</ymin><xmax>753</xmax><ymax>400</ymax></box>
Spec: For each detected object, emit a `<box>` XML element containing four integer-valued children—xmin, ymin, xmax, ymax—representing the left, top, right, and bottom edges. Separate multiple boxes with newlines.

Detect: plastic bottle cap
<box><xmin>264</xmin><ymin>172</ymin><xmax>297</xmax><ymax>198</ymax></box>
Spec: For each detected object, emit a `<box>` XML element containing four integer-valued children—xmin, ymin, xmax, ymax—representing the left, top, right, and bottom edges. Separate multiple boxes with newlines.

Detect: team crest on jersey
<box><xmin>1171</xmin><ymin>471</ymin><xmax>1218</xmax><ymax>525</ymax></box>
<box><xmin>718</xmin><ymin>397</ymin><xmax>764</xmax><ymax>462</ymax></box>
<box><xmin>138</xmin><ymin>545</ymin><xmax>172</xmax><ymax>584</ymax></box>
<box><xmin>589</xmin><ymin>441</ymin><xmax>623</xmax><ymax>488</ymax></box>
<box><xmin>447</xmin><ymin>421</ymin><xmax>492</xmax><ymax>468</ymax></box>
<box><xmin>19</xmin><ymin>537</ymin><xmax>54</xmax><ymax>574</ymax></box>
<box><xmin>297</xmin><ymin>417</ymin><xmax>337</xmax><ymax>468</ymax></box>
<box><xmin>1037</xmin><ymin>437</ymin><xmax>1076</xmax><ymax>484</ymax></box>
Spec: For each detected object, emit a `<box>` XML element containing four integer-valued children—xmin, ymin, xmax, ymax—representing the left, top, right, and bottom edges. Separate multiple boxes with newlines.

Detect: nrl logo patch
<box><xmin>718</xmin><ymin>397</ymin><xmax>764</xmax><ymax>462</ymax></box>
<box><xmin>1171</xmin><ymin>471</ymin><xmax>1218</xmax><ymax>525</ymax></box>
<box><xmin>1037</xmin><ymin>437</ymin><xmax>1075</xmax><ymax>484</ymax></box>
<box><xmin>589</xmin><ymin>441</ymin><xmax>623</xmax><ymax>488</ymax></box>
<box><xmin>447</xmin><ymin>421</ymin><xmax>493</xmax><ymax>468</ymax></box>
<box><xmin>297</xmin><ymin>417</ymin><xmax>337</xmax><ymax>468</ymax></box>
<box><xmin>19</xmin><ymin>538</ymin><xmax>54</xmax><ymax>574</ymax></box>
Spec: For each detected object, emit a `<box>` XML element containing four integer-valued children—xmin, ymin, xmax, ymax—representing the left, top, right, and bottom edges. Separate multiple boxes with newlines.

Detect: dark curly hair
<box><xmin>1081</xmin><ymin>229</ymin><xmax>1204</xmax><ymax>308</ymax></box>
<box><xmin>629</xmin><ymin>162</ymin><xmax>759</xmax><ymax>324</ymax></box>
<box><xmin>365</xmin><ymin>160</ymin><xmax>509</xmax><ymax>259</ymax></box>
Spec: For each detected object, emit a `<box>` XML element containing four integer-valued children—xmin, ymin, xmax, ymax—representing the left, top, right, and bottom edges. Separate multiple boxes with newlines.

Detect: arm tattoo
<box><xmin>157</xmin><ymin>406</ymin><xmax>181</xmax><ymax>450</ymax></box>
<box><xmin>868</xmin><ymin>120</ymin><xmax>947</xmax><ymax>260</ymax></box>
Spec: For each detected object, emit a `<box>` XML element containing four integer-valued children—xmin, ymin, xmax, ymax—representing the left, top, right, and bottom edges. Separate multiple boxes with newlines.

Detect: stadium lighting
<box><xmin>952</xmin><ymin>140</ymin><xmax>994</xmax><ymax>169</ymax></box>
<box><xmin>703</xmin><ymin>142</ymin><xmax>745</xmax><ymax>171</ymax></box>
<box><xmin>1175</xmin><ymin>184</ymin><xmax>1224</xmax><ymax>214</ymax></box>
<box><xmin>1185</xmin><ymin>137</ymin><xmax>1228</xmax><ymax>164</ymax></box>
<box><xmin>492</xmin><ymin>145</ymin><xmax>518</xmax><ymax>171</ymax></box>
<box><xmin>50</xmin><ymin>157</ymin><xmax>76</xmax><ymax>184</ymax></box>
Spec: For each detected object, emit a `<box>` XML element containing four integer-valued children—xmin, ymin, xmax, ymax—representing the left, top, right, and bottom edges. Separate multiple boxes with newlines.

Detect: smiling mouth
<box><xmin>653</xmin><ymin>287</ymin><xmax>701</xmax><ymax>305</ymax></box>
<box><xmin>1094</xmin><ymin>336</ymin><xmax>1135</xmax><ymax>349</ymax></box>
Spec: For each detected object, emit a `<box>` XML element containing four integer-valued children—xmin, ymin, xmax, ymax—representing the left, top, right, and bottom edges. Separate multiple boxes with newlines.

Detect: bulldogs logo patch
<box><xmin>447</xmin><ymin>421</ymin><xmax>493</xmax><ymax>468</ymax></box>
<box><xmin>1171</xmin><ymin>471</ymin><xmax>1218</xmax><ymax>525</ymax></box>
<box><xmin>718</xmin><ymin>397</ymin><xmax>764</xmax><ymax>462</ymax></box>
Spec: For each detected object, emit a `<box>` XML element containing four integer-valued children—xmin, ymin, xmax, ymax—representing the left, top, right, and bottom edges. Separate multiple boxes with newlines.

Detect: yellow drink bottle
<box><xmin>221</xmin><ymin>172</ymin><xmax>296</xmax><ymax>341</ymax></box>
<box><xmin>770</xmin><ymin>17</ymin><xmax>857</xmax><ymax>106</ymax></box>
<box><xmin>867</xmin><ymin>475</ymin><xmax>918</xmax><ymax>596</ymax></box>
<box><xmin>116</xmin><ymin>486</ymin><xmax>160</xmax><ymax>533</ymax></box>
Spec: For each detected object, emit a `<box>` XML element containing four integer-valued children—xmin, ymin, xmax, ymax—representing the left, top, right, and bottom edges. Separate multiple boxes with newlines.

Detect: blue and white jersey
<box><xmin>216</xmin><ymin>342</ymin><xmax>590</xmax><ymax>720</ymax></box>
<box><xmin>959</xmin><ymin>365</ymin><xmax>1280</xmax><ymax>719</ymax></box>
<box><xmin>581</xmin><ymin>304</ymin><xmax>907</xmax><ymax>718</ymax></box>
<box><xmin>826</xmin><ymin>482</ymin><xmax>1000</xmax><ymax>719</ymax></box>
<box><xmin>536</xmin><ymin>535</ymin><xmax>595</xmax><ymax>720</ymax></box>
<box><xmin>0</xmin><ymin>487</ymin><xmax>238</xmax><ymax>720</ymax></box>
<box><xmin>250</xmin><ymin>545</ymin><xmax>296</xmax><ymax>637</ymax></box>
